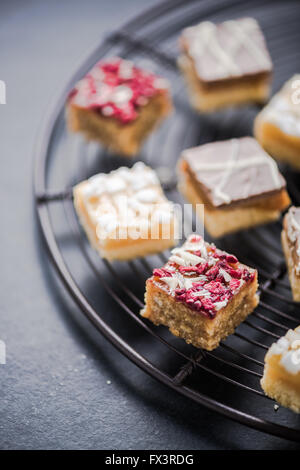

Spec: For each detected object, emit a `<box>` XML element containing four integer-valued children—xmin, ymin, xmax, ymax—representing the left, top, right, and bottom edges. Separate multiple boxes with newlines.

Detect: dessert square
<box><xmin>178</xmin><ymin>17</ymin><xmax>273</xmax><ymax>112</ymax></box>
<box><xmin>73</xmin><ymin>162</ymin><xmax>177</xmax><ymax>261</ymax></box>
<box><xmin>282</xmin><ymin>206</ymin><xmax>300</xmax><ymax>301</ymax></box>
<box><xmin>178</xmin><ymin>137</ymin><xmax>290</xmax><ymax>238</ymax></box>
<box><xmin>67</xmin><ymin>57</ymin><xmax>172</xmax><ymax>156</ymax></box>
<box><xmin>141</xmin><ymin>234</ymin><xmax>258</xmax><ymax>350</ymax></box>
<box><xmin>261</xmin><ymin>326</ymin><xmax>300</xmax><ymax>413</ymax></box>
<box><xmin>254</xmin><ymin>75</ymin><xmax>300</xmax><ymax>169</ymax></box>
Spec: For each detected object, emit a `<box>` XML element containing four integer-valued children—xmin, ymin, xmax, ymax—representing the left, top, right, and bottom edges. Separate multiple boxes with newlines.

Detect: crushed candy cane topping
<box><xmin>69</xmin><ymin>57</ymin><xmax>169</xmax><ymax>124</ymax></box>
<box><xmin>152</xmin><ymin>234</ymin><xmax>256</xmax><ymax>319</ymax></box>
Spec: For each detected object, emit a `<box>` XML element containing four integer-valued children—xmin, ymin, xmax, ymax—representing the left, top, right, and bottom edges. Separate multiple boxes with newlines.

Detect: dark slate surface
<box><xmin>0</xmin><ymin>0</ymin><xmax>299</xmax><ymax>449</ymax></box>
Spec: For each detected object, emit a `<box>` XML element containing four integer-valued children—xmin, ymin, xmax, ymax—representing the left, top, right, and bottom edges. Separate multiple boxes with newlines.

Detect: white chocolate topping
<box><xmin>170</xmin><ymin>246</ymin><xmax>207</xmax><ymax>266</ymax></box>
<box><xmin>267</xmin><ymin>326</ymin><xmax>300</xmax><ymax>374</ymax></box>
<box><xmin>219</xmin><ymin>268</ymin><xmax>232</xmax><ymax>283</ymax></box>
<box><xmin>78</xmin><ymin>162</ymin><xmax>175</xmax><ymax>238</ymax></box>
<box><xmin>214</xmin><ymin>300</ymin><xmax>228</xmax><ymax>311</ymax></box>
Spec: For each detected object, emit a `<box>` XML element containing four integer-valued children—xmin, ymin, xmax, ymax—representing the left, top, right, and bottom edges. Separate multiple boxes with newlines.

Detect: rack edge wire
<box><xmin>33</xmin><ymin>0</ymin><xmax>300</xmax><ymax>443</ymax></box>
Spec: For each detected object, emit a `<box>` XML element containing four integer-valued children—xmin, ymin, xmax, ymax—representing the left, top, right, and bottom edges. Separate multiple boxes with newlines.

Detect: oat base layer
<box><xmin>141</xmin><ymin>278</ymin><xmax>258</xmax><ymax>351</ymax></box>
<box><xmin>261</xmin><ymin>372</ymin><xmax>300</xmax><ymax>414</ymax></box>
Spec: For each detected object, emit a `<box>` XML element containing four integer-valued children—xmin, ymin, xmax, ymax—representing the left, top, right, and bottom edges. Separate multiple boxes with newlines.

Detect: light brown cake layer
<box><xmin>281</xmin><ymin>229</ymin><xmax>300</xmax><ymax>302</ymax></box>
<box><xmin>261</xmin><ymin>354</ymin><xmax>300</xmax><ymax>413</ymax></box>
<box><xmin>67</xmin><ymin>92</ymin><xmax>172</xmax><ymax>156</ymax></box>
<box><xmin>261</xmin><ymin>375</ymin><xmax>300</xmax><ymax>414</ymax></box>
<box><xmin>254</xmin><ymin>119</ymin><xmax>300</xmax><ymax>170</ymax></box>
<box><xmin>141</xmin><ymin>274</ymin><xmax>258</xmax><ymax>350</ymax></box>
<box><xmin>178</xmin><ymin>166</ymin><xmax>290</xmax><ymax>237</ymax></box>
<box><xmin>178</xmin><ymin>54</ymin><xmax>271</xmax><ymax>112</ymax></box>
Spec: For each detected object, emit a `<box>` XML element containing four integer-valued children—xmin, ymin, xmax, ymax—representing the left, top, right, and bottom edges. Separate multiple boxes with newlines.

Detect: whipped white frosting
<box><xmin>267</xmin><ymin>326</ymin><xmax>300</xmax><ymax>374</ymax></box>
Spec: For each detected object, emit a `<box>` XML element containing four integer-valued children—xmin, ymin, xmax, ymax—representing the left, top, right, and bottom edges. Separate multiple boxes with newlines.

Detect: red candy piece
<box><xmin>225</xmin><ymin>254</ymin><xmax>238</xmax><ymax>264</ymax></box>
<box><xmin>153</xmin><ymin>268</ymin><xmax>172</xmax><ymax>278</ymax></box>
<box><xmin>230</xmin><ymin>278</ymin><xmax>241</xmax><ymax>291</ymax></box>
<box><xmin>206</xmin><ymin>265</ymin><xmax>219</xmax><ymax>280</ymax></box>
<box><xmin>196</xmin><ymin>262</ymin><xmax>208</xmax><ymax>274</ymax></box>
<box><xmin>179</xmin><ymin>266</ymin><xmax>199</xmax><ymax>274</ymax></box>
<box><xmin>242</xmin><ymin>269</ymin><xmax>255</xmax><ymax>283</ymax></box>
<box><xmin>225</xmin><ymin>267</ymin><xmax>243</xmax><ymax>279</ymax></box>
<box><xmin>205</xmin><ymin>281</ymin><xmax>226</xmax><ymax>295</ymax></box>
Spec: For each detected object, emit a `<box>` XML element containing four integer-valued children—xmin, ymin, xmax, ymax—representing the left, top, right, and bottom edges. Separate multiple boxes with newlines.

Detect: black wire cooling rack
<box><xmin>34</xmin><ymin>0</ymin><xmax>300</xmax><ymax>442</ymax></box>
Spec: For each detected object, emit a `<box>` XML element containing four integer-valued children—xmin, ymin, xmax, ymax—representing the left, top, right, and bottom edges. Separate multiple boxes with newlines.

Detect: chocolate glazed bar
<box><xmin>178</xmin><ymin>18</ymin><xmax>273</xmax><ymax>112</ymax></box>
<box><xmin>178</xmin><ymin>137</ymin><xmax>290</xmax><ymax>237</ymax></box>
